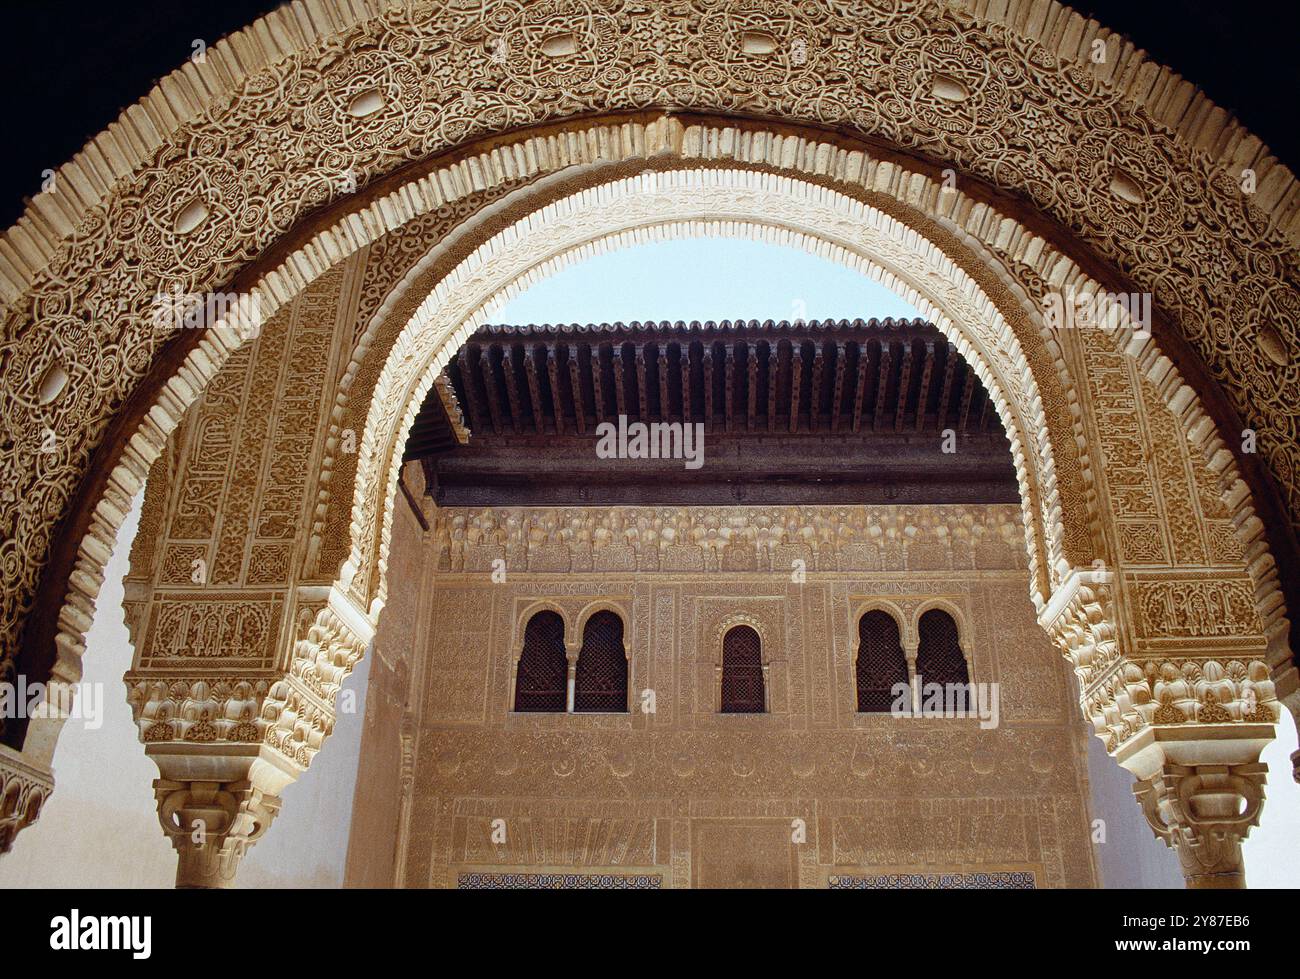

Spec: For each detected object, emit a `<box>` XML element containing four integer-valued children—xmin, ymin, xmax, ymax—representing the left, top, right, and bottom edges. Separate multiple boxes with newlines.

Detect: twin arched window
<box><xmin>856</xmin><ymin>607</ymin><xmax>969</xmax><ymax>713</ymax></box>
<box><xmin>514</xmin><ymin>609</ymin><xmax>628</xmax><ymax>713</ymax></box>
<box><xmin>720</xmin><ymin>625</ymin><xmax>766</xmax><ymax>713</ymax></box>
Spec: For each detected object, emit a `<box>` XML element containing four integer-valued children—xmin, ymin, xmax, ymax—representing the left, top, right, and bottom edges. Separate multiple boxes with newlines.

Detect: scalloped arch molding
<box><xmin>0</xmin><ymin>0</ymin><xmax>1297</xmax><ymax>847</ymax></box>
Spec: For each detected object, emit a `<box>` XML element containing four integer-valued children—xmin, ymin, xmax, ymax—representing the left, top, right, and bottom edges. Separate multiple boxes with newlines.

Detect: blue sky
<box><xmin>496</xmin><ymin>237</ymin><xmax>921</xmax><ymax>325</ymax></box>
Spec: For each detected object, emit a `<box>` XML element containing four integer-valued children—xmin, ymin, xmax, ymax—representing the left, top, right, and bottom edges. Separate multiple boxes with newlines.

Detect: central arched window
<box><xmin>720</xmin><ymin>625</ymin><xmax>765</xmax><ymax>713</ymax></box>
<box><xmin>916</xmin><ymin>609</ymin><xmax>970</xmax><ymax>706</ymax></box>
<box><xmin>857</xmin><ymin>610</ymin><xmax>908</xmax><ymax>713</ymax></box>
<box><xmin>574</xmin><ymin>611</ymin><xmax>628</xmax><ymax>712</ymax></box>
<box><xmin>514</xmin><ymin>610</ymin><xmax>568</xmax><ymax>712</ymax></box>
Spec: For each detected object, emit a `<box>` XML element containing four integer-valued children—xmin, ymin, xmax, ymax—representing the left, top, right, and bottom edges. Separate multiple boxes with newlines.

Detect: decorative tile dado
<box><xmin>829</xmin><ymin>871</ymin><xmax>1036</xmax><ymax>889</ymax></box>
<box><xmin>456</xmin><ymin>872</ymin><xmax>662</xmax><ymax>889</ymax></box>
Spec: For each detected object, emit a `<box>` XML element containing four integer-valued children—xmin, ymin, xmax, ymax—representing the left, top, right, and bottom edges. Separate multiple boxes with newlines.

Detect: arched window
<box><xmin>857</xmin><ymin>610</ymin><xmax>908</xmax><ymax>713</ymax></box>
<box><xmin>916</xmin><ymin>609</ymin><xmax>970</xmax><ymax>708</ymax></box>
<box><xmin>574</xmin><ymin>611</ymin><xmax>628</xmax><ymax>712</ymax></box>
<box><xmin>720</xmin><ymin>625</ymin><xmax>765</xmax><ymax>713</ymax></box>
<box><xmin>513</xmin><ymin>611</ymin><xmax>568</xmax><ymax>712</ymax></box>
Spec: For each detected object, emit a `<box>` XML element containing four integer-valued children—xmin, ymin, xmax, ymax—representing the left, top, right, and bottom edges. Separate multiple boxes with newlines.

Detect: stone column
<box><xmin>565</xmin><ymin>642</ymin><xmax>581</xmax><ymax>713</ymax></box>
<box><xmin>392</xmin><ymin>716</ymin><xmax>417</xmax><ymax>887</ymax></box>
<box><xmin>127</xmin><ymin>595</ymin><xmax>371</xmax><ymax>887</ymax></box>
<box><xmin>903</xmin><ymin>638</ymin><xmax>920</xmax><ymax>716</ymax></box>
<box><xmin>1041</xmin><ymin>567</ymin><xmax>1283</xmax><ymax>888</ymax></box>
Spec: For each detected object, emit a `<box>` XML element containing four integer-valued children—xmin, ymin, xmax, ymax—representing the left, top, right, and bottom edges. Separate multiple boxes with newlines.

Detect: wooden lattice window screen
<box><xmin>916</xmin><ymin>609</ymin><xmax>970</xmax><ymax>691</ymax></box>
<box><xmin>574</xmin><ymin>611</ymin><xmax>628</xmax><ymax>712</ymax></box>
<box><xmin>514</xmin><ymin>611</ymin><xmax>568</xmax><ymax>712</ymax></box>
<box><xmin>720</xmin><ymin>625</ymin><xmax>765</xmax><ymax>713</ymax></box>
<box><xmin>857</xmin><ymin>610</ymin><xmax>908</xmax><ymax>712</ymax></box>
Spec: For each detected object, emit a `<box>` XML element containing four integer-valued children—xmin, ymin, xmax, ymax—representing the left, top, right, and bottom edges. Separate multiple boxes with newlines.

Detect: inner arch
<box><xmin>350</xmin><ymin>170</ymin><xmax>1081</xmax><ymax>622</ymax></box>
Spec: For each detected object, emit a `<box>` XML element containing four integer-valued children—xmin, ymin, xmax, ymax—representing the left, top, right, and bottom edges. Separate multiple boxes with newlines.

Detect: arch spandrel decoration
<box><xmin>0</xmin><ymin>2</ymin><xmax>1294</xmax><ymax>886</ymax></box>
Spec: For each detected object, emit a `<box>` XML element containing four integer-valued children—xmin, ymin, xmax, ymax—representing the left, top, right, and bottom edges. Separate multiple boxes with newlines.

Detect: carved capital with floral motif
<box><xmin>1133</xmin><ymin>762</ymin><xmax>1266</xmax><ymax>888</ymax></box>
<box><xmin>0</xmin><ymin>748</ymin><xmax>52</xmax><ymax>854</ymax></box>
<box><xmin>150</xmin><ymin>748</ymin><xmax>296</xmax><ymax>888</ymax></box>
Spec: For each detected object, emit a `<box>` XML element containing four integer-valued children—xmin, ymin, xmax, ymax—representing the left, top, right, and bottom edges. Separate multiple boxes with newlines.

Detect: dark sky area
<box><xmin>0</xmin><ymin>0</ymin><xmax>1295</xmax><ymax>227</ymax></box>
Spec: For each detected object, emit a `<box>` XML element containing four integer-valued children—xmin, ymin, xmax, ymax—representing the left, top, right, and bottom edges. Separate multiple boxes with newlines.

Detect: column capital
<box><xmin>0</xmin><ymin>746</ymin><xmax>52</xmax><ymax>854</ymax></box>
<box><xmin>150</xmin><ymin>748</ymin><xmax>296</xmax><ymax>888</ymax></box>
<box><xmin>1133</xmin><ymin>762</ymin><xmax>1266</xmax><ymax>889</ymax></box>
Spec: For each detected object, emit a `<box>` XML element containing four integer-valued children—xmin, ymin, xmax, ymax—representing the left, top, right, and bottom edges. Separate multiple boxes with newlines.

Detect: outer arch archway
<box><xmin>0</xmin><ymin>2</ymin><xmax>1293</xmax><ymax>887</ymax></box>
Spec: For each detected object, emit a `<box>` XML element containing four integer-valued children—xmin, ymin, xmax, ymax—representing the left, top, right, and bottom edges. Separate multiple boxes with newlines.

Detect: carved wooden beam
<box><xmin>851</xmin><ymin>340</ymin><xmax>870</xmax><ymax>434</ymax></box>
<box><xmin>789</xmin><ymin>342</ymin><xmax>803</xmax><ymax>435</ymax></box>
<box><xmin>746</xmin><ymin>342</ymin><xmax>758</xmax><ymax>432</ymax></box>
<box><xmin>767</xmin><ymin>341</ymin><xmax>779</xmax><ymax>434</ymax></box>
<box><xmin>567</xmin><ymin>345</ymin><xmax>586</xmax><ymax>435</ymax></box>
<box><xmin>915</xmin><ymin>341</ymin><xmax>935</xmax><ymax>433</ymax></box>
<box><xmin>703</xmin><ymin>345</ymin><xmax>714</xmax><ymax>434</ymax></box>
<box><xmin>525</xmin><ymin>344</ymin><xmax>546</xmax><ymax>435</ymax></box>
<box><xmin>501</xmin><ymin>345</ymin><xmax>525</xmax><ymax>435</ymax></box>
<box><xmin>546</xmin><ymin>347</ymin><xmax>564</xmax><ymax>436</ymax></box>
<box><xmin>809</xmin><ymin>341</ymin><xmax>825</xmax><ymax>434</ymax></box>
<box><xmin>894</xmin><ymin>340</ymin><xmax>914</xmax><ymax>433</ymax></box>
<box><xmin>958</xmin><ymin>363</ymin><xmax>977</xmax><ymax>432</ymax></box>
<box><xmin>935</xmin><ymin>343</ymin><xmax>957</xmax><ymax>433</ymax></box>
<box><xmin>830</xmin><ymin>342</ymin><xmax>847</xmax><ymax>434</ymax></box>
<box><xmin>873</xmin><ymin>341</ymin><xmax>892</xmax><ymax>433</ymax></box>
<box><xmin>613</xmin><ymin>343</ymin><xmax>628</xmax><ymax>420</ymax></box>
<box><xmin>479</xmin><ymin>346</ymin><xmax>503</xmax><ymax>436</ymax></box>
<box><xmin>591</xmin><ymin>343</ymin><xmax>607</xmax><ymax>425</ymax></box>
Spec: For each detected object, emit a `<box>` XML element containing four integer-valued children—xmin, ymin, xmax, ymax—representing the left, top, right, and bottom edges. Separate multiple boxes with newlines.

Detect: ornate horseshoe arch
<box><xmin>0</xmin><ymin>1</ymin><xmax>1295</xmax><ymax>888</ymax></box>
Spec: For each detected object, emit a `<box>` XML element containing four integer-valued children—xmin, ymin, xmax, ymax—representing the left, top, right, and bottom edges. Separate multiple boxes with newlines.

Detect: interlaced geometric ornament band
<box><xmin>857</xmin><ymin>610</ymin><xmax>908</xmax><ymax>713</ymax></box>
<box><xmin>720</xmin><ymin>625</ymin><xmax>765</xmax><ymax>713</ymax></box>
<box><xmin>574</xmin><ymin>611</ymin><xmax>628</xmax><ymax>712</ymax></box>
<box><xmin>514</xmin><ymin>611</ymin><xmax>567</xmax><ymax>712</ymax></box>
<box><xmin>916</xmin><ymin>609</ymin><xmax>971</xmax><ymax>709</ymax></box>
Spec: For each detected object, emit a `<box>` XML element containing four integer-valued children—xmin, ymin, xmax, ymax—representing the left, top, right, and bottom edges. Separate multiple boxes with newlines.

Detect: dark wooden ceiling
<box><xmin>404</xmin><ymin>318</ymin><xmax>1019</xmax><ymax>507</ymax></box>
